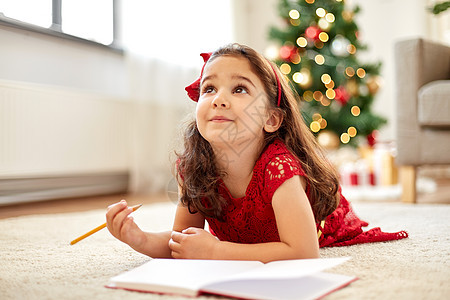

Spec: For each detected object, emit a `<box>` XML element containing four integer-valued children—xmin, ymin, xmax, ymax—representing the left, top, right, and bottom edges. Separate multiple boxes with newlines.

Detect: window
<box><xmin>121</xmin><ymin>0</ymin><xmax>233</xmax><ymax>67</ymax></box>
<box><xmin>0</xmin><ymin>0</ymin><xmax>117</xmax><ymax>47</ymax></box>
<box><xmin>61</xmin><ymin>0</ymin><xmax>114</xmax><ymax>45</ymax></box>
<box><xmin>0</xmin><ymin>0</ymin><xmax>52</xmax><ymax>27</ymax></box>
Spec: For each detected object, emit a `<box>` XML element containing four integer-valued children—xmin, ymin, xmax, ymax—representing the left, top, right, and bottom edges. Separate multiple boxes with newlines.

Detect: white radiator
<box><xmin>0</xmin><ymin>80</ymin><xmax>131</xmax><ymax>204</ymax></box>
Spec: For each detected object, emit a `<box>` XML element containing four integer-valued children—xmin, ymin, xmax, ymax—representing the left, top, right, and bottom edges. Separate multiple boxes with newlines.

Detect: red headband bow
<box><xmin>185</xmin><ymin>52</ymin><xmax>212</xmax><ymax>102</ymax></box>
<box><xmin>185</xmin><ymin>52</ymin><xmax>281</xmax><ymax>106</ymax></box>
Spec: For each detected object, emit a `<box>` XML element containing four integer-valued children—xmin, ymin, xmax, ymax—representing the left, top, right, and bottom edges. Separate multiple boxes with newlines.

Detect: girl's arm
<box><xmin>169</xmin><ymin>175</ymin><xmax>319</xmax><ymax>263</ymax></box>
<box><xmin>106</xmin><ymin>199</ymin><xmax>205</xmax><ymax>258</ymax></box>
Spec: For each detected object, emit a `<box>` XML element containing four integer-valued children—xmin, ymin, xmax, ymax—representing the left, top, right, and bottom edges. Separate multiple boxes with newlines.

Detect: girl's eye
<box><xmin>234</xmin><ymin>86</ymin><xmax>248</xmax><ymax>94</ymax></box>
<box><xmin>202</xmin><ymin>86</ymin><xmax>215</xmax><ymax>94</ymax></box>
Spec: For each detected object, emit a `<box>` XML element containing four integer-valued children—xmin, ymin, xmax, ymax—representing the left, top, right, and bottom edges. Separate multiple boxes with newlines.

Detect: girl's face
<box><xmin>196</xmin><ymin>55</ymin><xmax>272</xmax><ymax>152</ymax></box>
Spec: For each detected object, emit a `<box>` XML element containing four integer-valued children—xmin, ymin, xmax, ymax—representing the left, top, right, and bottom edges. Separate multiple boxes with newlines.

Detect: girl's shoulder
<box><xmin>259</xmin><ymin>139</ymin><xmax>303</xmax><ymax>170</ymax></box>
<box><xmin>256</xmin><ymin>140</ymin><xmax>306</xmax><ymax>198</ymax></box>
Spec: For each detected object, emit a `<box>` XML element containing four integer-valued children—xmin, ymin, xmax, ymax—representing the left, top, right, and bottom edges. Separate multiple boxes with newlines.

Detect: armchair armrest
<box><xmin>394</xmin><ymin>38</ymin><xmax>450</xmax><ymax>165</ymax></box>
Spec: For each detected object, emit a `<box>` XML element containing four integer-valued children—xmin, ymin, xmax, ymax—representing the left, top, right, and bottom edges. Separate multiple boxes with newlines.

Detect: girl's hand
<box><xmin>106</xmin><ymin>200</ymin><xmax>147</xmax><ymax>249</ymax></box>
<box><xmin>169</xmin><ymin>227</ymin><xmax>219</xmax><ymax>259</ymax></box>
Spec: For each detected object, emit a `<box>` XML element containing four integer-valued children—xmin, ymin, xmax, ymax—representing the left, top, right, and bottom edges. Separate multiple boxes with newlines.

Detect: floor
<box><xmin>415</xmin><ymin>178</ymin><xmax>450</xmax><ymax>204</ymax></box>
<box><xmin>0</xmin><ymin>193</ymin><xmax>171</xmax><ymax>219</ymax></box>
<box><xmin>1</xmin><ymin>176</ymin><xmax>449</xmax><ymax>220</ymax></box>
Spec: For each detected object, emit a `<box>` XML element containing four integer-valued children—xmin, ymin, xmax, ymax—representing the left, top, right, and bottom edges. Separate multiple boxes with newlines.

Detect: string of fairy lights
<box><xmin>268</xmin><ymin>0</ymin><xmax>382</xmax><ymax>147</ymax></box>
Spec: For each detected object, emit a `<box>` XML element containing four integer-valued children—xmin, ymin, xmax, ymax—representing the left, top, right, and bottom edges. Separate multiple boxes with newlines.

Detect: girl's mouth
<box><xmin>210</xmin><ymin>116</ymin><xmax>232</xmax><ymax>122</ymax></box>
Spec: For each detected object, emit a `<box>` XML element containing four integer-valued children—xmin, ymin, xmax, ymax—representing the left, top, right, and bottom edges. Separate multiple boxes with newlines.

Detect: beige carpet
<box><xmin>0</xmin><ymin>201</ymin><xmax>449</xmax><ymax>300</ymax></box>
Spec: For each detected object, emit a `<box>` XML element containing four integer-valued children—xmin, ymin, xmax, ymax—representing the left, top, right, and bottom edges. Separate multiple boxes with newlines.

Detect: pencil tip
<box><xmin>130</xmin><ymin>204</ymin><xmax>143</xmax><ymax>212</ymax></box>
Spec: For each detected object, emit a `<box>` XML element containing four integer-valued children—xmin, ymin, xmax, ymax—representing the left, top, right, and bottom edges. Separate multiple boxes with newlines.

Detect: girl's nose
<box><xmin>211</xmin><ymin>92</ymin><xmax>230</xmax><ymax>108</ymax></box>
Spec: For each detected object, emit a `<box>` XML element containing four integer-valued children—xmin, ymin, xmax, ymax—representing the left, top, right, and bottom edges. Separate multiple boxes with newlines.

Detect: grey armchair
<box><xmin>394</xmin><ymin>38</ymin><xmax>450</xmax><ymax>203</ymax></box>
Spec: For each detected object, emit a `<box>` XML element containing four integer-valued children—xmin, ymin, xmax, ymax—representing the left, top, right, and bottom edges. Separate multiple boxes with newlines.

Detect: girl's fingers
<box><xmin>106</xmin><ymin>200</ymin><xmax>127</xmax><ymax>224</ymax></box>
<box><xmin>107</xmin><ymin>199</ymin><xmax>125</xmax><ymax>210</ymax></box>
<box><xmin>106</xmin><ymin>200</ymin><xmax>132</xmax><ymax>237</ymax></box>
<box><xmin>169</xmin><ymin>231</ymin><xmax>182</xmax><ymax>251</ymax></box>
<box><xmin>168</xmin><ymin>237</ymin><xmax>177</xmax><ymax>249</ymax></box>
<box><xmin>112</xmin><ymin>206</ymin><xmax>133</xmax><ymax>233</ymax></box>
<box><xmin>170</xmin><ymin>231</ymin><xmax>181</xmax><ymax>242</ymax></box>
<box><xmin>168</xmin><ymin>237</ymin><xmax>181</xmax><ymax>256</ymax></box>
<box><xmin>181</xmin><ymin>227</ymin><xmax>198</xmax><ymax>234</ymax></box>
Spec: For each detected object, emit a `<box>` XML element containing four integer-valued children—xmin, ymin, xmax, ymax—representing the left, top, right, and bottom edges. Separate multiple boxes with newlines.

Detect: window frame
<box><xmin>0</xmin><ymin>0</ymin><xmax>122</xmax><ymax>53</ymax></box>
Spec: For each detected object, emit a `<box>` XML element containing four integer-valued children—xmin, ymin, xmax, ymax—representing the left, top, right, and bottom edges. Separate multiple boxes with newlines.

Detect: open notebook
<box><xmin>107</xmin><ymin>257</ymin><xmax>357</xmax><ymax>299</ymax></box>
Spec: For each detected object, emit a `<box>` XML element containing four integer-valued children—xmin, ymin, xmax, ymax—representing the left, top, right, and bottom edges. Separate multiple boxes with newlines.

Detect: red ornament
<box><xmin>367</xmin><ymin>130</ymin><xmax>378</xmax><ymax>147</ymax></box>
<box><xmin>280</xmin><ymin>45</ymin><xmax>299</xmax><ymax>62</ymax></box>
<box><xmin>305</xmin><ymin>26</ymin><xmax>321</xmax><ymax>40</ymax></box>
<box><xmin>334</xmin><ymin>86</ymin><xmax>350</xmax><ymax>106</ymax></box>
<box><xmin>280</xmin><ymin>45</ymin><xmax>294</xmax><ymax>60</ymax></box>
<box><xmin>289</xmin><ymin>48</ymin><xmax>300</xmax><ymax>61</ymax></box>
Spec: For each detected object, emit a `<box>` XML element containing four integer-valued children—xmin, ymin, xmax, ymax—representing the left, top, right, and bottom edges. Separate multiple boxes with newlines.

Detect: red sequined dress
<box><xmin>205</xmin><ymin>139</ymin><xmax>408</xmax><ymax>247</ymax></box>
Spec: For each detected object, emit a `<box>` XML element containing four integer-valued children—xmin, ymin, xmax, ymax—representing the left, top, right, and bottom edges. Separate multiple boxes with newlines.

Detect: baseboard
<box><xmin>0</xmin><ymin>172</ymin><xmax>129</xmax><ymax>205</ymax></box>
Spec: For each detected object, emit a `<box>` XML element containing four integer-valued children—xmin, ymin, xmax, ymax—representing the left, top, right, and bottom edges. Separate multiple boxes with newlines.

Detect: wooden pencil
<box><xmin>70</xmin><ymin>204</ymin><xmax>142</xmax><ymax>245</ymax></box>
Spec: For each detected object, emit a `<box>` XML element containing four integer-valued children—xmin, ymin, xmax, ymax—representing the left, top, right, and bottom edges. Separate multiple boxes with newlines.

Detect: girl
<box><xmin>106</xmin><ymin>43</ymin><xmax>407</xmax><ymax>263</ymax></box>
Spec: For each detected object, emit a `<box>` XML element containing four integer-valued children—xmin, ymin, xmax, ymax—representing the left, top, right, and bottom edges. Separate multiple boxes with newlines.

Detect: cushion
<box><xmin>418</xmin><ymin>80</ymin><xmax>450</xmax><ymax>127</ymax></box>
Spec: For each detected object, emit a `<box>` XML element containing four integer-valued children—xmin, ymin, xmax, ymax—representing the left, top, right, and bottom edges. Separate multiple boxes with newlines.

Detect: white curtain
<box><xmin>121</xmin><ymin>0</ymin><xmax>234</xmax><ymax>194</ymax></box>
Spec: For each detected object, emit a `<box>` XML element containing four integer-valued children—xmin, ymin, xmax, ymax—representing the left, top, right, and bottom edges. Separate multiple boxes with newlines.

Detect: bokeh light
<box><xmin>296</xmin><ymin>37</ymin><xmax>308</xmax><ymax>47</ymax></box>
<box><xmin>340</xmin><ymin>133</ymin><xmax>350</xmax><ymax>144</ymax></box>
<box><xmin>315</xmin><ymin>54</ymin><xmax>325</xmax><ymax>65</ymax></box>
<box><xmin>351</xmin><ymin>105</ymin><xmax>361</xmax><ymax>116</ymax></box>
<box><xmin>289</xmin><ymin>9</ymin><xmax>300</xmax><ymax>19</ymax></box>
<box><xmin>280</xmin><ymin>63</ymin><xmax>291</xmax><ymax>74</ymax></box>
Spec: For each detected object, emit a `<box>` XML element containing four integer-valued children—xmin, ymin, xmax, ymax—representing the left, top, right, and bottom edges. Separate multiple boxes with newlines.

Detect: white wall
<box><xmin>0</xmin><ymin>24</ymin><xmax>127</xmax><ymax>98</ymax></box>
<box><xmin>234</xmin><ymin>0</ymin><xmax>440</xmax><ymax>143</ymax></box>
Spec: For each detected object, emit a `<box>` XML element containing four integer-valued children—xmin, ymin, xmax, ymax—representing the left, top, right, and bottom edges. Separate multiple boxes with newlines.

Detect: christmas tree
<box><xmin>269</xmin><ymin>0</ymin><xmax>386</xmax><ymax>148</ymax></box>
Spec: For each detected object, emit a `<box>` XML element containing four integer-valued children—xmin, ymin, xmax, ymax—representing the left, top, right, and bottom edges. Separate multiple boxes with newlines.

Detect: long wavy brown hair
<box><xmin>176</xmin><ymin>43</ymin><xmax>340</xmax><ymax>221</ymax></box>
